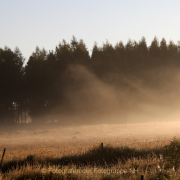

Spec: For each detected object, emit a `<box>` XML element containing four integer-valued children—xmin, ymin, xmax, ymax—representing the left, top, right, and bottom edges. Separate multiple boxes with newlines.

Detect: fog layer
<box><xmin>47</xmin><ymin>64</ymin><xmax>180</xmax><ymax>125</ymax></box>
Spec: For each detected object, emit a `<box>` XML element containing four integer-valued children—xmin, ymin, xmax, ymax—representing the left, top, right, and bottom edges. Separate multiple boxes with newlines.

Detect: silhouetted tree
<box><xmin>56</xmin><ymin>39</ymin><xmax>72</xmax><ymax>69</ymax></box>
<box><xmin>160</xmin><ymin>38</ymin><xmax>167</xmax><ymax>58</ymax></box>
<box><xmin>149</xmin><ymin>37</ymin><xmax>160</xmax><ymax>58</ymax></box>
<box><xmin>71</xmin><ymin>38</ymin><xmax>90</xmax><ymax>65</ymax></box>
<box><xmin>91</xmin><ymin>42</ymin><xmax>104</xmax><ymax>76</ymax></box>
<box><xmin>0</xmin><ymin>46</ymin><xmax>24</xmax><ymax>123</ymax></box>
<box><xmin>167</xmin><ymin>40</ymin><xmax>178</xmax><ymax>58</ymax></box>
<box><xmin>137</xmin><ymin>37</ymin><xmax>148</xmax><ymax>59</ymax></box>
<box><xmin>114</xmin><ymin>41</ymin><xmax>126</xmax><ymax>72</ymax></box>
<box><xmin>25</xmin><ymin>47</ymin><xmax>49</xmax><ymax>123</ymax></box>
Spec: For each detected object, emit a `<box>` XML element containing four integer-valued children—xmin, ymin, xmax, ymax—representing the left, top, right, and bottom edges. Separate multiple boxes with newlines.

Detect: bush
<box><xmin>26</xmin><ymin>154</ymin><xmax>37</xmax><ymax>165</ymax></box>
<box><xmin>164</xmin><ymin>137</ymin><xmax>180</xmax><ymax>170</ymax></box>
<box><xmin>149</xmin><ymin>170</ymin><xmax>172</xmax><ymax>180</ymax></box>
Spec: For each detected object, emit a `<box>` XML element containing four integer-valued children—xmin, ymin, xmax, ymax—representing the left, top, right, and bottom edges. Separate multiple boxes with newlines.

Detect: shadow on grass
<box><xmin>47</xmin><ymin>145</ymin><xmax>165</xmax><ymax>167</ymax></box>
<box><xmin>1</xmin><ymin>145</ymin><xmax>165</xmax><ymax>174</ymax></box>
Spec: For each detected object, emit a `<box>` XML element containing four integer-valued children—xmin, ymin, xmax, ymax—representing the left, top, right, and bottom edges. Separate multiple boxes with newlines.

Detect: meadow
<box><xmin>1</xmin><ymin>120</ymin><xmax>180</xmax><ymax>180</ymax></box>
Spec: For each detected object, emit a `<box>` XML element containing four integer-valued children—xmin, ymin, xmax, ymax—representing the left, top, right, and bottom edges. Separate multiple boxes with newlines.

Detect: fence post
<box><xmin>141</xmin><ymin>175</ymin><xmax>144</xmax><ymax>180</ymax></box>
<box><xmin>101</xmin><ymin>143</ymin><xmax>103</xmax><ymax>150</ymax></box>
<box><xmin>0</xmin><ymin>148</ymin><xmax>6</xmax><ymax>169</ymax></box>
<box><xmin>101</xmin><ymin>143</ymin><xmax>103</xmax><ymax>164</ymax></box>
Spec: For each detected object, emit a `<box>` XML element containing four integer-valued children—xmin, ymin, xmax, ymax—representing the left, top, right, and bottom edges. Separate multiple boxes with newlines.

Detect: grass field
<box><xmin>1</xmin><ymin>120</ymin><xmax>180</xmax><ymax>179</ymax></box>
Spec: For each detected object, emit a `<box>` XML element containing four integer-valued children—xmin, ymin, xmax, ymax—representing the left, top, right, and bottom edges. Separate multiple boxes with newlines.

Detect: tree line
<box><xmin>0</xmin><ymin>36</ymin><xmax>180</xmax><ymax>124</ymax></box>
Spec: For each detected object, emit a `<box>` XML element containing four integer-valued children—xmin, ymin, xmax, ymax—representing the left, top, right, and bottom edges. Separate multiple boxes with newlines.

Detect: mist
<box><xmin>42</xmin><ymin>63</ymin><xmax>180</xmax><ymax>127</ymax></box>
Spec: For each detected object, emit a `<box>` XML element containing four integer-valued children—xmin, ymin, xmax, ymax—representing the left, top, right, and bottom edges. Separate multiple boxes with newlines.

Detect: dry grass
<box><xmin>1</xmin><ymin>120</ymin><xmax>180</xmax><ymax>179</ymax></box>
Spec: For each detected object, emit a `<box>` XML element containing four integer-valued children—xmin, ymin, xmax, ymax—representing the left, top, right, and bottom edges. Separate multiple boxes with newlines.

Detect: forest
<box><xmin>0</xmin><ymin>36</ymin><xmax>180</xmax><ymax>124</ymax></box>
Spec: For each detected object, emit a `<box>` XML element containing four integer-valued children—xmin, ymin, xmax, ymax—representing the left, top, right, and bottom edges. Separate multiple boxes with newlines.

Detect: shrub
<box><xmin>26</xmin><ymin>154</ymin><xmax>37</xmax><ymax>165</ymax></box>
<box><xmin>149</xmin><ymin>170</ymin><xmax>172</xmax><ymax>180</ymax></box>
<box><xmin>164</xmin><ymin>137</ymin><xmax>180</xmax><ymax>170</ymax></box>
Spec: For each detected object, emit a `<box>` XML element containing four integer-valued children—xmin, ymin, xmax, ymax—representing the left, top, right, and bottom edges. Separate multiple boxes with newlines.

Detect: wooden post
<box><xmin>101</xmin><ymin>143</ymin><xmax>103</xmax><ymax>149</ymax></box>
<box><xmin>101</xmin><ymin>143</ymin><xmax>103</xmax><ymax>164</ymax></box>
<box><xmin>141</xmin><ymin>175</ymin><xmax>144</xmax><ymax>180</ymax></box>
<box><xmin>0</xmin><ymin>148</ymin><xmax>6</xmax><ymax>169</ymax></box>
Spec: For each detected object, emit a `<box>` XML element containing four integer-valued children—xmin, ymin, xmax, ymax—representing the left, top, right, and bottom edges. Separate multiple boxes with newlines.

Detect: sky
<box><xmin>1</xmin><ymin>0</ymin><xmax>180</xmax><ymax>64</ymax></box>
